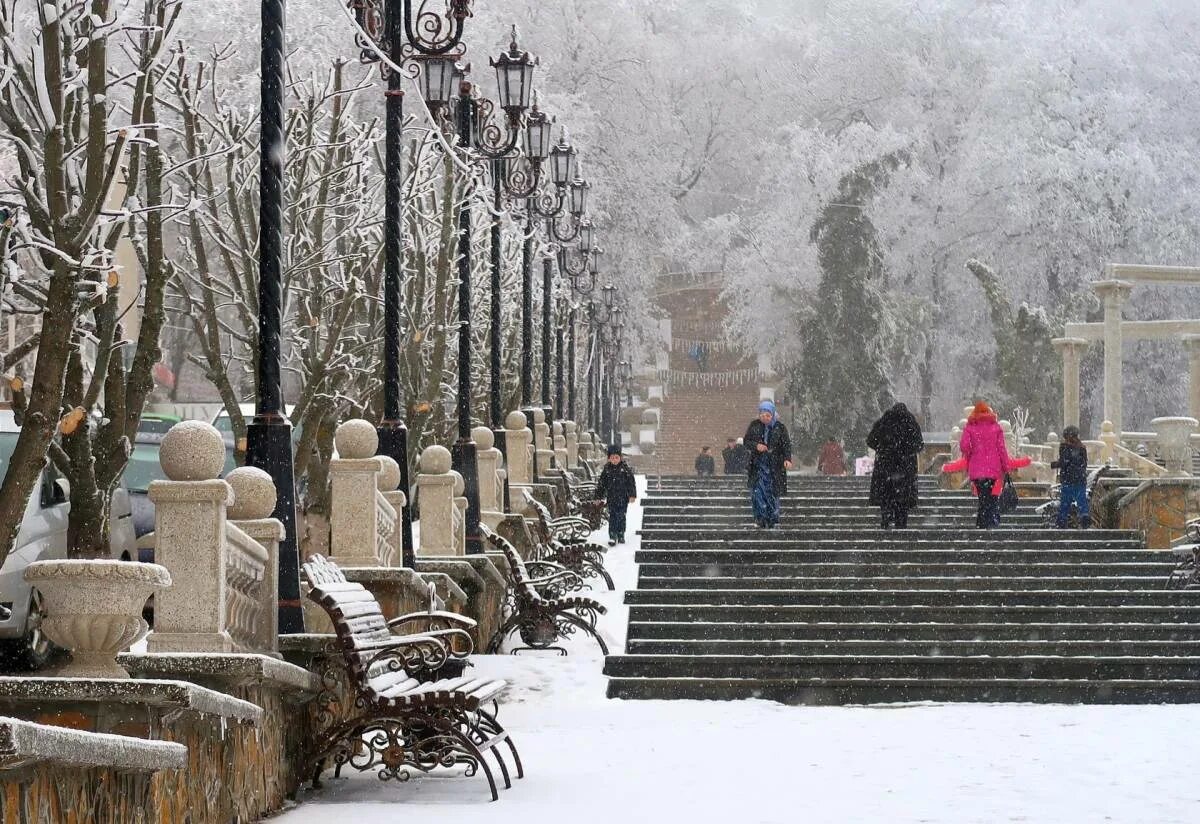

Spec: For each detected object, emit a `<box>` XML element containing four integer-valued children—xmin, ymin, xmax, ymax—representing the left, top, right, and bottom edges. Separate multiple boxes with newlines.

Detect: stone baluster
<box><xmin>148</xmin><ymin>422</ymin><xmax>238</xmax><ymax>653</ymax></box>
<box><xmin>451</xmin><ymin>470</ymin><xmax>468</xmax><ymax>554</ymax></box>
<box><xmin>504</xmin><ymin>411</ymin><xmax>534</xmax><ymax>487</ymax></box>
<box><xmin>1042</xmin><ymin>432</ymin><xmax>1060</xmax><ymax>484</ymax></box>
<box><xmin>226</xmin><ymin>467</ymin><xmax>283</xmax><ymax>655</ymax></box>
<box><xmin>553</xmin><ymin>422</ymin><xmax>568</xmax><ymax>471</ymax></box>
<box><xmin>416</xmin><ymin>445</ymin><xmax>460</xmax><ymax>557</ymax></box>
<box><xmin>329</xmin><ymin>420</ymin><xmax>387</xmax><ymax>566</ymax></box>
<box><xmin>377</xmin><ymin>456</ymin><xmax>405</xmax><ymax>567</ymax></box>
<box><xmin>472</xmin><ymin>426</ymin><xmax>506</xmax><ymax>527</ymax></box>
<box><xmin>950</xmin><ymin>425</ymin><xmax>962</xmax><ymax>460</ymax></box>
<box><xmin>565</xmin><ymin>420</ymin><xmax>580</xmax><ymax>469</ymax></box>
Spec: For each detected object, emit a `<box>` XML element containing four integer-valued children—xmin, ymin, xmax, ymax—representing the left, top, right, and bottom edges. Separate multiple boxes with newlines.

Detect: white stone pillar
<box><xmin>1093</xmin><ymin>280</ymin><xmax>1133</xmax><ymax>436</ymax></box>
<box><xmin>504</xmin><ymin>411</ymin><xmax>534</xmax><ymax>486</ymax></box>
<box><xmin>472</xmin><ymin>425</ymin><xmax>505</xmax><ymax>520</ymax></box>
<box><xmin>564</xmin><ymin>421</ymin><xmax>579</xmax><ymax>469</ymax></box>
<box><xmin>329</xmin><ymin>420</ymin><xmax>386</xmax><ymax>566</ymax></box>
<box><xmin>1183</xmin><ymin>335</ymin><xmax>1200</xmax><ymax>422</ymax></box>
<box><xmin>532</xmin><ymin>408</ymin><xmax>553</xmax><ymax>474</ymax></box>
<box><xmin>148</xmin><ymin>422</ymin><xmax>237</xmax><ymax>653</ymax></box>
<box><xmin>416</xmin><ymin>445</ymin><xmax>460</xmax><ymax>557</ymax></box>
<box><xmin>1052</xmin><ymin>337</ymin><xmax>1089</xmax><ymax>432</ymax></box>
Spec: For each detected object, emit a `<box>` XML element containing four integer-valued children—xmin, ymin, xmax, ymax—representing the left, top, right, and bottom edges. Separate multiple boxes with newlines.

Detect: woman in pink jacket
<box><xmin>959</xmin><ymin>401</ymin><xmax>1012</xmax><ymax>529</ymax></box>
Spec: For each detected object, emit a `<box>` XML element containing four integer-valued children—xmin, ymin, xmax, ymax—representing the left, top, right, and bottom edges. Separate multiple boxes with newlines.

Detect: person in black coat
<box><xmin>744</xmin><ymin>400</ymin><xmax>793</xmax><ymax>528</ymax></box>
<box><xmin>695</xmin><ymin>446</ymin><xmax>716</xmax><ymax>476</ymax></box>
<box><xmin>721</xmin><ymin>438</ymin><xmax>738</xmax><ymax>474</ymax></box>
<box><xmin>867</xmin><ymin>402</ymin><xmax>924</xmax><ymax>529</ymax></box>
<box><xmin>730</xmin><ymin>438</ymin><xmax>751</xmax><ymax>474</ymax></box>
<box><xmin>595</xmin><ymin>445</ymin><xmax>638</xmax><ymax>545</ymax></box>
<box><xmin>1051</xmin><ymin>425</ymin><xmax>1090</xmax><ymax>528</ymax></box>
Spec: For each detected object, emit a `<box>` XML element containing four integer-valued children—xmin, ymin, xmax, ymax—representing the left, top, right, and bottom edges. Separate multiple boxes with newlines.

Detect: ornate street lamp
<box><xmin>346</xmin><ymin>0</ymin><xmax>471</xmax><ymax>569</ymax></box>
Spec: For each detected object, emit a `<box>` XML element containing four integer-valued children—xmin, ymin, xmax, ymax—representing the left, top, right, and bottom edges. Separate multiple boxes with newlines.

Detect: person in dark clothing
<box><xmin>1051</xmin><ymin>425</ymin><xmax>1090</xmax><ymax>529</ymax></box>
<box><xmin>721</xmin><ymin>438</ymin><xmax>738</xmax><ymax>474</ymax></box>
<box><xmin>595</xmin><ymin>445</ymin><xmax>637</xmax><ymax>546</ymax></box>
<box><xmin>867</xmin><ymin>403</ymin><xmax>924</xmax><ymax>529</ymax></box>
<box><xmin>695</xmin><ymin>446</ymin><xmax>716</xmax><ymax>477</ymax></box>
<box><xmin>744</xmin><ymin>400</ymin><xmax>794</xmax><ymax>528</ymax></box>
<box><xmin>729</xmin><ymin>438</ymin><xmax>751</xmax><ymax>474</ymax></box>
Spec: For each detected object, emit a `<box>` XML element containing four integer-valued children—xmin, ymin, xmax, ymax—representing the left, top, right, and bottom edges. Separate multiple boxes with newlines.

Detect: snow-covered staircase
<box><xmin>605</xmin><ymin>475</ymin><xmax>1200</xmax><ymax>703</ymax></box>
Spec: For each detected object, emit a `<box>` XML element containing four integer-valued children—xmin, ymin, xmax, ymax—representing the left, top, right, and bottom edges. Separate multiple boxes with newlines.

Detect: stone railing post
<box><xmin>148</xmin><ymin>422</ymin><xmax>237</xmax><ymax>653</ymax></box>
<box><xmin>472</xmin><ymin>425</ymin><xmax>505</xmax><ymax>525</ymax></box>
<box><xmin>532</xmin><ymin>408</ymin><xmax>553</xmax><ymax>474</ymax></box>
<box><xmin>950</xmin><ymin>425</ymin><xmax>962</xmax><ymax>460</ymax></box>
<box><xmin>504</xmin><ymin>411</ymin><xmax>534</xmax><ymax>487</ymax></box>
<box><xmin>451</xmin><ymin>470</ymin><xmax>468</xmax><ymax>554</ymax></box>
<box><xmin>1099</xmin><ymin>421</ymin><xmax>1119</xmax><ymax>465</ymax></box>
<box><xmin>226</xmin><ymin>467</ymin><xmax>284</xmax><ymax>655</ymax></box>
<box><xmin>416</xmin><ymin>445</ymin><xmax>460</xmax><ymax>557</ymax></box>
<box><xmin>553</xmin><ymin>422</ymin><xmax>568</xmax><ymax>470</ymax></box>
<box><xmin>329</xmin><ymin>420</ymin><xmax>390</xmax><ymax>566</ymax></box>
<box><xmin>565</xmin><ymin>421</ymin><xmax>579</xmax><ymax>468</ymax></box>
<box><xmin>377</xmin><ymin>456</ymin><xmax>405</xmax><ymax>567</ymax></box>
<box><xmin>1041</xmin><ymin>432</ymin><xmax>1060</xmax><ymax>484</ymax></box>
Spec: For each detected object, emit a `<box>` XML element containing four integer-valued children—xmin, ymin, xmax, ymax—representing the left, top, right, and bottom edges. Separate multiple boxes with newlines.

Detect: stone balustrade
<box><xmin>532</xmin><ymin>408</ymin><xmax>554</xmax><ymax>474</ymax></box>
<box><xmin>148</xmin><ymin>422</ymin><xmax>281</xmax><ymax>656</ymax></box>
<box><xmin>416</xmin><ymin>445</ymin><xmax>462</xmax><ymax>557</ymax></box>
<box><xmin>329</xmin><ymin>419</ymin><xmax>398</xmax><ymax>566</ymax></box>
<box><xmin>377</xmin><ymin>456</ymin><xmax>405</xmax><ymax>567</ymax></box>
<box><xmin>473</xmin><ymin>426</ymin><xmax>506</xmax><ymax>527</ymax></box>
<box><xmin>553</xmin><ymin>422</ymin><xmax>568</xmax><ymax>470</ymax></box>
<box><xmin>564</xmin><ymin>420</ymin><xmax>579</xmax><ymax>468</ymax></box>
<box><xmin>504</xmin><ymin>411</ymin><xmax>534</xmax><ymax>486</ymax></box>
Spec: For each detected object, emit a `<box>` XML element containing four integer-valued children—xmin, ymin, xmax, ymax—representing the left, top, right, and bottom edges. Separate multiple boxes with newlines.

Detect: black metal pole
<box><xmin>555</xmin><ymin>300</ymin><xmax>565</xmax><ymax>419</ymax></box>
<box><xmin>488</xmin><ymin>167</ymin><xmax>503</xmax><ymax>429</ymax></box>
<box><xmin>248</xmin><ymin>0</ymin><xmax>303</xmax><ymax>633</ymax></box>
<box><xmin>451</xmin><ymin>86</ymin><xmax>482</xmax><ymax>554</ymax></box>
<box><xmin>378</xmin><ymin>0</ymin><xmax>414</xmax><ymax>567</ymax></box>
<box><xmin>541</xmin><ymin>253</ymin><xmax>553</xmax><ymax>424</ymax></box>
<box><xmin>520</xmin><ymin>215</ymin><xmax>534</xmax><ymax>407</ymax></box>
<box><xmin>567</xmin><ymin>305</ymin><xmax>577</xmax><ymax>420</ymax></box>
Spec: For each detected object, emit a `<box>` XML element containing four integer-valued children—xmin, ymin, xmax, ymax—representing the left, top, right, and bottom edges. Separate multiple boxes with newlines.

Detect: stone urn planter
<box><xmin>23</xmin><ymin>560</ymin><xmax>171</xmax><ymax>678</ymax></box>
<box><xmin>1151</xmin><ymin>417</ymin><xmax>1199</xmax><ymax>477</ymax></box>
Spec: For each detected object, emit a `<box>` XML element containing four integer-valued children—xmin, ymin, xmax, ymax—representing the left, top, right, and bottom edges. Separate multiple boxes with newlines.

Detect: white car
<box><xmin>0</xmin><ymin>427</ymin><xmax>137</xmax><ymax>668</ymax></box>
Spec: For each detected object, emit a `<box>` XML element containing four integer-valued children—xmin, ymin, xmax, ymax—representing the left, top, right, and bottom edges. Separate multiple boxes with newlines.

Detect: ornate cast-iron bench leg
<box><xmin>477</xmin><ymin>704</ymin><xmax>524</xmax><ymax>781</ymax></box>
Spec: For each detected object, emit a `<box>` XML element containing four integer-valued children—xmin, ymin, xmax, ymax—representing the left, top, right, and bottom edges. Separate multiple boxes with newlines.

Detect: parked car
<box><xmin>0</xmin><ymin>431</ymin><xmax>137</xmax><ymax>669</ymax></box>
<box><xmin>135</xmin><ymin>412</ymin><xmax>182</xmax><ymax>444</ymax></box>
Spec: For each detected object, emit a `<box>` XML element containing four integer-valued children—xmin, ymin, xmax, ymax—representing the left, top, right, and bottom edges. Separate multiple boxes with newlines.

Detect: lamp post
<box><xmin>350</xmin><ymin>0</ymin><xmax>469</xmax><ymax>568</ymax></box>
<box><xmin>249</xmin><ymin>0</ymin><xmax>304</xmax><ymax>633</ymax></box>
<box><xmin>445</xmin><ymin>35</ymin><xmax>535</xmax><ymax>552</ymax></box>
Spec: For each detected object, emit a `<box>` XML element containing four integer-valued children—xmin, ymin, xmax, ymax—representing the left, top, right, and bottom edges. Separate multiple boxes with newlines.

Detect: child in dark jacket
<box><xmin>1051</xmin><ymin>426</ymin><xmax>1090</xmax><ymax>528</ymax></box>
<box><xmin>595</xmin><ymin>445</ymin><xmax>638</xmax><ymax>546</ymax></box>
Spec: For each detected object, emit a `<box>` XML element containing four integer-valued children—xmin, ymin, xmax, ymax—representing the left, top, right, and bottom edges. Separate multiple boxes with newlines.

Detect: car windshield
<box><xmin>213</xmin><ymin>415</ymin><xmax>233</xmax><ymax>433</ymax></box>
<box><xmin>0</xmin><ymin>432</ymin><xmax>16</xmax><ymax>477</ymax></box>
<box><xmin>138</xmin><ymin>418</ymin><xmax>177</xmax><ymax>435</ymax></box>
<box><xmin>124</xmin><ymin>444</ymin><xmax>164</xmax><ymax>493</ymax></box>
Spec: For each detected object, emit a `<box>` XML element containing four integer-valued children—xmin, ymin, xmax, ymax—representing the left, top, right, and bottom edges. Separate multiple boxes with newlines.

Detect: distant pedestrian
<box><xmin>867</xmin><ymin>404</ymin><xmax>923</xmax><ymax>529</ymax></box>
<box><xmin>722</xmin><ymin>438</ymin><xmax>738</xmax><ymax>474</ymax></box>
<box><xmin>1051</xmin><ymin>425</ymin><xmax>1090</xmax><ymax>529</ymax></box>
<box><xmin>694</xmin><ymin>445</ymin><xmax>716</xmax><ymax>477</ymax></box>
<box><xmin>744</xmin><ymin>400</ymin><xmax>793</xmax><ymax>529</ymax></box>
<box><xmin>817</xmin><ymin>436</ymin><xmax>847</xmax><ymax>476</ymax></box>
<box><xmin>595</xmin><ymin>445</ymin><xmax>637</xmax><ymax>546</ymax></box>
<box><xmin>730</xmin><ymin>438</ymin><xmax>751</xmax><ymax>474</ymax></box>
<box><xmin>958</xmin><ymin>401</ymin><xmax>1013</xmax><ymax>529</ymax></box>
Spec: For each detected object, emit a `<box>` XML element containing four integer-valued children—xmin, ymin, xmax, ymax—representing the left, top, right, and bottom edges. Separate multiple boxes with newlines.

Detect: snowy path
<box><xmin>272</xmin><ymin>477</ymin><xmax>1200</xmax><ymax>824</ymax></box>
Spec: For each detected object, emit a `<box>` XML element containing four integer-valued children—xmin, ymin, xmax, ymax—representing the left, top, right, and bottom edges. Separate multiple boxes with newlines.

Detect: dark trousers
<box><xmin>881</xmin><ymin>503</ymin><xmax>909</xmax><ymax>528</ymax></box>
<box><xmin>975</xmin><ymin>478</ymin><xmax>999</xmax><ymax>528</ymax></box>
<box><xmin>608</xmin><ymin>501</ymin><xmax>628</xmax><ymax>540</ymax></box>
<box><xmin>1057</xmin><ymin>483</ymin><xmax>1090</xmax><ymax>527</ymax></box>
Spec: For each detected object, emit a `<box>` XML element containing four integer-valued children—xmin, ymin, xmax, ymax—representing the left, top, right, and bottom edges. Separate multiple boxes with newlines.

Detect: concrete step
<box><xmin>623</xmin><ymin>588</ymin><xmax>1194</xmax><ymax>607</ymax></box>
<box><xmin>625</xmin><ymin>620</ymin><xmax>1200</xmax><ymax>642</ymax></box>
<box><xmin>636</xmin><ymin>575</ymin><xmax>1174</xmax><ymax>591</ymax></box>
<box><xmin>625</xmin><ymin>638</ymin><xmax>1200</xmax><ymax>656</ymax></box>
<box><xmin>636</xmin><ymin>562</ymin><xmax>1174</xmax><ymax>578</ymax></box>
<box><xmin>603</xmin><ymin>653</ymin><xmax>1200</xmax><ymax>680</ymax></box>
<box><xmin>604</xmin><ymin>676</ymin><xmax>1200</xmax><ymax>703</ymax></box>
<box><xmin>635</xmin><ymin>549</ymin><xmax>1158</xmax><ymax>565</ymax></box>
<box><xmin>626</xmin><ymin>603</ymin><xmax>1200</xmax><ymax>624</ymax></box>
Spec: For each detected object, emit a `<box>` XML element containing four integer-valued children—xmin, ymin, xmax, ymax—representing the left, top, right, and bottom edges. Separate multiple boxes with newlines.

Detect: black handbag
<box><xmin>998</xmin><ymin>475</ymin><xmax>1019</xmax><ymax>514</ymax></box>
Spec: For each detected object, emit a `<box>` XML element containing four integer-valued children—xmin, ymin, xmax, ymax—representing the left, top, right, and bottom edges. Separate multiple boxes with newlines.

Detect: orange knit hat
<box><xmin>972</xmin><ymin>401</ymin><xmax>992</xmax><ymax>417</ymax></box>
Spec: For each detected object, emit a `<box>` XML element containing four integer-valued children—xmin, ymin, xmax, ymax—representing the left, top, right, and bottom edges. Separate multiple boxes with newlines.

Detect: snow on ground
<box><xmin>272</xmin><ymin>476</ymin><xmax>1200</xmax><ymax>824</ymax></box>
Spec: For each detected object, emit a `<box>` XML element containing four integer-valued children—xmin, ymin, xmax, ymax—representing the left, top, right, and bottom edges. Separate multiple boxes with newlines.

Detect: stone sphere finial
<box><xmin>564</xmin><ymin>421</ymin><xmax>577</xmax><ymax>433</ymax></box>
<box><xmin>1101</xmin><ymin>420</ymin><xmax>1115</xmax><ymax>435</ymax></box>
<box><xmin>450</xmin><ymin>470</ymin><xmax>465</xmax><ymax>497</ymax></box>
<box><xmin>227</xmin><ymin>466</ymin><xmax>277</xmax><ymax>520</ymax></box>
<box><xmin>552</xmin><ymin>421</ymin><xmax>563</xmax><ymax>436</ymax></box>
<box><xmin>420</xmin><ymin>444</ymin><xmax>452</xmax><ymax>475</ymax></box>
<box><xmin>472</xmin><ymin>425</ymin><xmax>495</xmax><ymax>450</ymax></box>
<box><xmin>505</xmin><ymin>410</ymin><xmax>527</xmax><ymax>430</ymax></box>
<box><xmin>1000</xmin><ymin>419</ymin><xmax>1012</xmax><ymax>432</ymax></box>
<box><xmin>377</xmin><ymin>456</ymin><xmax>402</xmax><ymax>491</ymax></box>
<box><xmin>335</xmin><ymin>419</ymin><xmax>378</xmax><ymax>459</ymax></box>
<box><xmin>159</xmin><ymin>421</ymin><xmax>227</xmax><ymax>481</ymax></box>
<box><xmin>532</xmin><ymin>408</ymin><xmax>546</xmax><ymax>424</ymax></box>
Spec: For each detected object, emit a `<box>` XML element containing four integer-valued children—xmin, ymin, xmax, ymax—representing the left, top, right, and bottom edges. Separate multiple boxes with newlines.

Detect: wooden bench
<box><xmin>301</xmin><ymin>554</ymin><xmax>523</xmax><ymax>801</ymax></box>
<box><xmin>481</xmin><ymin>524</ymin><xmax>608</xmax><ymax>656</ymax></box>
<box><xmin>523</xmin><ymin>490</ymin><xmax>613</xmax><ymax>590</ymax></box>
